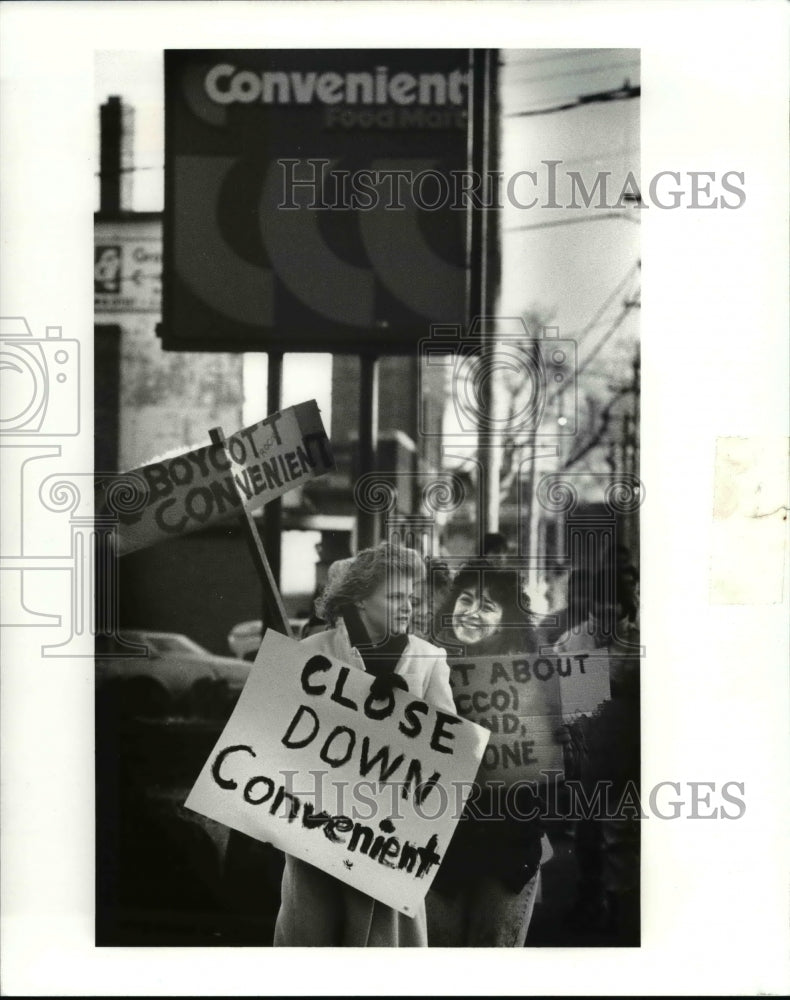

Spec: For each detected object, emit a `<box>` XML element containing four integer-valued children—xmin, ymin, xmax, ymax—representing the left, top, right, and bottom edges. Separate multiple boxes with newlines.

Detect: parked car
<box><xmin>96</xmin><ymin>629</ymin><xmax>251</xmax><ymax>719</ymax></box>
<box><xmin>227</xmin><ymin>618</ymin><xmax>309</xmax><ymax>660</ymax></box>
<box><xmin>227</xmin><ymin>620</ymin><xmax>265</xmax><ymax>661</ymax></box>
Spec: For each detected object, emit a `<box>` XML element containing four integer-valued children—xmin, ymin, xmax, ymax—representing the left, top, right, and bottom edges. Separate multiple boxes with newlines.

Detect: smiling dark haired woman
<box><xmin>428</xmin><ymin>561</ymin><xmax>553</xmax><ymax>947</ymax></box>
<box><xmin>436</xmin><ymin>561</ymin><xmax>537</xmax><ymax>657</ymax></box>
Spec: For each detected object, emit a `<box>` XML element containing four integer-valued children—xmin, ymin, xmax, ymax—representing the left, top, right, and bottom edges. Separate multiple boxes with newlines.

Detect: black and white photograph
<box><xmin>93</xmin><ymin>43</ymin><xmax>643</xmax><ymax>951</ymax></box>
<box><xmin>1</xmin><ymin>2</ymin><xmax>788</xmax><ymax>996</ymax></box>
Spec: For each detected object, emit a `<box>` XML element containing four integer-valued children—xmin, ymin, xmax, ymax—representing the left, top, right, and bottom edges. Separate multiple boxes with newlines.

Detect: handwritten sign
<box><xmin>185</xmin><ymin>630</ymin><xmax>489</xmax><ymax>916</ymax></box>
<box><xmin>101</xmin><ymin>400</ymin><xmax>333</xmax><ymax>555</ymax></box>
<box><xmin>448</xmin><ymin>653</ymin><xmax>611</xmax><ymax>786</ymax></box>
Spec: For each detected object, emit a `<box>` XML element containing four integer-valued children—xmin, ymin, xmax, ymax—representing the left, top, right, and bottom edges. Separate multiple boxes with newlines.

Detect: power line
<box><xmin>534</xmin><ymin>299</ymin><xmax>638</xmax><ymax>424</ymax></box>
<box><xmin>505</xmin><ymin>89</ymin><xmax>641</xmax><ymax>115</ymax></box>
<box><xmin>574</xmin><ymin>260</ymin><xmax>641</xmax><ymax>341</ymax></box>
<box><xmin>505</xmin><ymin>82</ymin><xmax>640</xmax><ymax>119</ymax></box>
<box><xmin>545</xmin><ymin>145</ymin><xmax>640</xmax><ymax>169</ymax></box>
<box><xmin>504</xmin><ymin>211</ymin><xmax>641</xmax><ymax>234</ymax></box>
<box><xmin>501</xmin><ymin>48</ymin><xmax>613</xmax><ymax>68</ymax></box>
<box><xmin>576</xmin><ymin>297</ymin><xmax>640</xmax><ymax>380</ymax></box>
<box><xmin>504</xmin><ymin>60</ymin><xmax>640</xmax><ymax>86</ymax></box>
<box><xmin>560</xmin><ymin>380</ymin><xmax>634</xmax><ymax>472</ymax></box>
<box><xmin>507</xmin><ymin>295</ymin><xmax>639</xmax><ymax>452</ymax></box>
<box><xmin>502</xmin><ymin>265</ymin><xmax>640</xmax><ymax>450</ymax></box>
<box><xmin>542</xmin><ymin>264</ymin><xmax>640</xmax><ymax>407</ymax></box>
<box><xmin>94</xmin><ymin>164</ymin><xmax>163</xmax><ymax>176</ymax></box>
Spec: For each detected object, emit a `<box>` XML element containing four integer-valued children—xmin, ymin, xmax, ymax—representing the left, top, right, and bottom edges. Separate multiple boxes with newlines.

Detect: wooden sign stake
<box><xmin>209</xmin><ymin>425</ymin><xmax>293</xmax><ymax>639</ymax></box>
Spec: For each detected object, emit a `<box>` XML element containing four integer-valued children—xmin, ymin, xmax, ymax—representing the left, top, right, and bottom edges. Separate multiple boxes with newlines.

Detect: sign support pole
<box><xmin>208</xmin><ymin>425</ymin><xmax>292</xmax><ymax>638</ymax></box>
<box><xmin>470</xmin><ymin>49</ymin><xmax>502</xmax><ymax>542</ymax></box>
<box><xmin>357</xmin><ymin>352</ymin><xmax>379</xmax><ymax>549</ymax></box>
<box><xmin>263</xmin><ymin>351</ymin><xmax>284</xmax><ymax>586</ymax></box>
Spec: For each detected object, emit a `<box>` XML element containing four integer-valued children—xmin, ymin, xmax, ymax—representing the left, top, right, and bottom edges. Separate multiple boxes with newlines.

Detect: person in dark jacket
<box><xmin>426</xmin><ymin>562</ymin><xmax>553</xmax><ymax>947</ymax></box>
<box><xmin>553</xmin><ymin>568</ymin><xmax>641</xmax><ymax>937</ymax></box>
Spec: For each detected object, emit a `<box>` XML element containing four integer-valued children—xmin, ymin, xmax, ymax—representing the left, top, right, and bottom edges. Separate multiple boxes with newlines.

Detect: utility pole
<box><xmin>469</xmin><ymin>49</ymin><xmax>502</xmax><ymax>545</ymax></box>
<box><xmin>357</xmin><ymin>353</ymin><xmax>380</xmax><ymax>550</ymax></box>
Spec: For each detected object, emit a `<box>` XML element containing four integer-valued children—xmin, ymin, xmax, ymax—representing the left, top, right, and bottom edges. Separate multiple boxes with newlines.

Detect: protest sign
<box><xmin>185</xmin><ymin>630</ymin><xmax>490</xmax><ymax>916</ymax></box>
<box><xmin>447</xmin><ymin>652</ymin><xmax>611</xmax><ymax>786</ymax></box>
<box><xmin>100</xmin><ymin>400</ymin><xmax>333</xmax><ymax>555</ymax></box>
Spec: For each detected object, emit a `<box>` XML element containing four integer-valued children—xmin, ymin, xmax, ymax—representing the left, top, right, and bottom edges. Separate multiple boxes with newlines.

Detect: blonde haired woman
<box><xmin>273</xmin><ymin>541</ymin><xmax>455</xmax><ymax>947</ymax></box>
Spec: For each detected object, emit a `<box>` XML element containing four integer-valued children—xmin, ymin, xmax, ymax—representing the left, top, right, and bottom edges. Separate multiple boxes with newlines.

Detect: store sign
<box><xmin>94</xmin><ymin>234</ymin><xmax>162</xmax><ymax>314</ymax></box>
<box><xmin>162</xmin><ymin>49</ymin><xmax>469</xmax><ymax>352</ymax></box>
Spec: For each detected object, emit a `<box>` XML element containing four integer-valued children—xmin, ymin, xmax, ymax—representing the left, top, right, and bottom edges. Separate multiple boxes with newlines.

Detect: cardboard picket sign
<box><xmin>447</xmin><ymin>651</ymin><xmax>611</xmax><ymax>786</ymax></box>
<box><xmin>185</xmin><ymin>630</ymin><xmax>490</xmax><ymax>917</ymax></box>
<box><xmin>101</xmin><ymin>400</ymin><xmax>333</xmax><ymax>555</ymax></box>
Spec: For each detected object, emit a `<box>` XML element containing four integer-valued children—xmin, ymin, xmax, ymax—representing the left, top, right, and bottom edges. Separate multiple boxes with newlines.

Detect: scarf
<box><xmin>339</xmin><ymin>604</ymin><xmax>409</xmax><ymax>695</ymax></box>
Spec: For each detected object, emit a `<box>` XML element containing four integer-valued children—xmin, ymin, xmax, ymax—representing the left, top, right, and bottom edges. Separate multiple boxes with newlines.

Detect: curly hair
<box><xmin>315</xmin><ymin>541</ymin><xmax>426</xmax><ymax>626</ymax></box>
<box><xmin>435</xmin><ymin>560</ymin><xmax>538</xmax><ymax>655</ymax></box>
